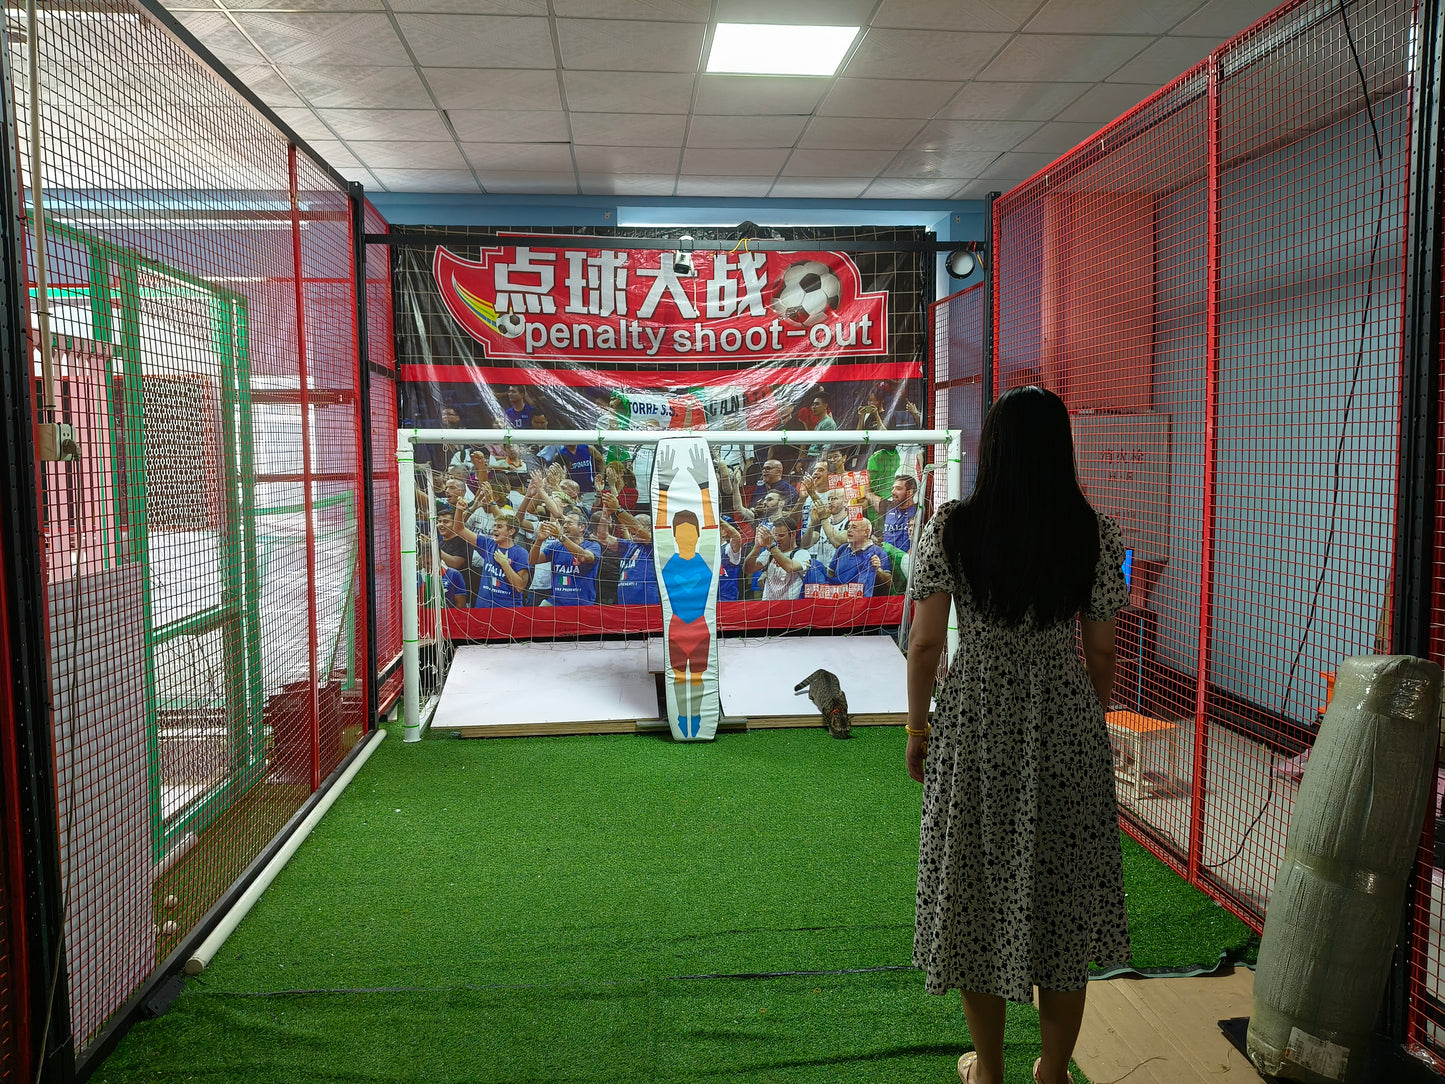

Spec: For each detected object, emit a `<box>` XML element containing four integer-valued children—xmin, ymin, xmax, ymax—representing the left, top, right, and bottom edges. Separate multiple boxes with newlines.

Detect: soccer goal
<box><xmin>397</xmin><ymin>425</ymin><xmax>963</xmax><ymax>741</ymax></box>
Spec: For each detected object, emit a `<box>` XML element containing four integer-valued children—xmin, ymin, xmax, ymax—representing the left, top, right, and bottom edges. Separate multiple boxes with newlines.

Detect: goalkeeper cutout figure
<box><xmin>653</xmin><ymin>439</ymin><xmax>719</xmax><ymax>739</ymax></box>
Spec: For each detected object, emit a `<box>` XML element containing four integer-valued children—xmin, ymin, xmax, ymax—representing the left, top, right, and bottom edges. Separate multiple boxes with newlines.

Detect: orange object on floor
<box><xmin>1105</xmin><ymin>710</ymin><xmax>1179</xmax><ymax>799</ymax></box>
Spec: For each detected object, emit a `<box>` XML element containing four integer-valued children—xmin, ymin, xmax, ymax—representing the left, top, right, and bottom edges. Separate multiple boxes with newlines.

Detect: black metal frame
<box><xmin>0</xmin><ymin>20</ymin><xmax>74</xmax><ymax>1084</ymax></box>
<box><xmin>1389</xmin><ymin>0</ymin><xmax>1445</xmax><ymax>1049</ymax></box>
<box><xmin>350</xmin><ymin>185</ymin><xmax>379</xmax><ymax>734</ymax></box>
<box><xmin>982</xmin><ymin>191</ymin><xmax>999</xmax><ymax>408</ymax></box>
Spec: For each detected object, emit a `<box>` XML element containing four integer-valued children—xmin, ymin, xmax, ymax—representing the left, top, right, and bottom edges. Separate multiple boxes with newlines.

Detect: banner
<box><xmin>396</xmin><ymin>225</ymin><xmax>931</xmax><ymax>632</ymax></box>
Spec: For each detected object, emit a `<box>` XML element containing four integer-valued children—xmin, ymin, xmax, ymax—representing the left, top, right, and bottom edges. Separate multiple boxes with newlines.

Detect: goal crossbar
<box><xmin>397</xmin><ymin>426</ymin><xmax>965</xmax><ymax>742</ymax></box>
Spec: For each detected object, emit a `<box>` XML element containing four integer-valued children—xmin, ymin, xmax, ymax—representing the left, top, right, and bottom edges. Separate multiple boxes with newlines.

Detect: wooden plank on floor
<box><xmin>1075</xmin><ymin>968</ymin><xmax>1265</xmax><ymax>1084</ymax></box>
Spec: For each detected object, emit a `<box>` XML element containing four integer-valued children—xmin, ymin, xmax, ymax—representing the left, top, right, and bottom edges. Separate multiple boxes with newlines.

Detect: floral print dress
<box><xmin>909</xmin><ymin>502</ymin><xmax>1132</xmax><ymax>1002</ymax></box>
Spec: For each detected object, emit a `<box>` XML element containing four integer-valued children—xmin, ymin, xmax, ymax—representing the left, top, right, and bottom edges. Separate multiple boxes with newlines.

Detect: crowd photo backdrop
<box><xmin>392</xmin><ymin>226</ymin><xmax>935</xmax><ymax>637</ymax></box>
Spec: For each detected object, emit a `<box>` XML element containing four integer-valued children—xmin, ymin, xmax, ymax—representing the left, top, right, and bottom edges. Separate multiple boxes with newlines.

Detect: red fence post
<box><xmin>289</xmin><ymin>145</ymin><xmax>323</xmax><ymax>792</ymax></box>
<box><xmin>1188</xmin><ymin>52</ymin><xmax>1224</xmax><ymax>885</ymax></box>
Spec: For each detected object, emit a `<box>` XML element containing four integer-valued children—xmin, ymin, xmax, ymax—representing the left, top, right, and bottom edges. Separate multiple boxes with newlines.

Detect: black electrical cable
<box><xmin>1204</xmin><ymin>0</ymin><xmax>1387</xmax><ymax>872</ymax></box>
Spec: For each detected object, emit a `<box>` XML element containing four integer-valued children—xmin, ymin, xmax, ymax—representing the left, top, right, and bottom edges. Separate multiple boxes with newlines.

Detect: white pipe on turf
<box><xmin>184</xmin><ymin>728</ymin><xmax>387</xmax><ymax>976</ymax></box>
<box><xmin>397</xmin><ymin>432</ymin><xmax>422</xmax><ymax>742</ymax></box>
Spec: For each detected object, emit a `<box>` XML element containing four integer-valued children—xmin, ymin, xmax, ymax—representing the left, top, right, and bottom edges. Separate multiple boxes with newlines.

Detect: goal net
<box><xmin>397</xmin><ymin>425</ymin><xmax>962</xmax><ymax>740</ymax></box>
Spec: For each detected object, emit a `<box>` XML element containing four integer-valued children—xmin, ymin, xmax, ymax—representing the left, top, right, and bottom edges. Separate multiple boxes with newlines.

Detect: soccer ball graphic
<box><xmin>495</xmin><ymin>311</ymin><xmax>526</xmax><ymax>338</ymax></box>
<box><xmin>769</xmin><ymin>260</ymin><xmax>842</xmax><ymax>327</ymax></box>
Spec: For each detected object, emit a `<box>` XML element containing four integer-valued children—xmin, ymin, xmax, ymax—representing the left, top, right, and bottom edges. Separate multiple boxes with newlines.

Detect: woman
<box><xmin>904</xmin><ymin>387</ymin><xmax>1129</xmax><ymax>1084</ymax></box>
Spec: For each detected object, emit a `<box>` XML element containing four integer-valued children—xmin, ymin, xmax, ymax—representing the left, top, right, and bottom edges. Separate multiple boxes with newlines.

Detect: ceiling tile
<box><xmin>680</xmin><ymin>148</ymin><xmax>789</xmax><ymax>176</ymax></box>
<box><xmin>299</xmin><ymin>138</ymin><xmax>363</xmax><ymax>168</ymax></box>
<box><xmin>389</xmin><ymin>0</ymin><xmax>545</xmax><ymax>11</ymax></box>
<box><xmin>953</xmin><ymin>177</ymin><xmax>1013</xmax><ymax>199</ymax></box>
<box><xmin>1054</xmin><ymin>82</ymin><xmax>1156</xmax><ymax>123</ymax></box>
<box><xmin>911</xmin><ymin>119</ymin><xmax>1042</xmax><ymax>153</ymax></box>
<box><xmin>1014</xmin><ymin>120</ymin><xmax>1102</xmax><ymax>154</ymax></box>
<box><xmin>475</xmin><ymin>170</ymin><xmax>580</xmax><ymax>194</ymax></box>
<box><xmin>369</xmin><ymin>168</ymin><xmax>481</xmax><ymax>192</ymax></box>
<box><xmin>173</xmin><ymin>11</ymin><xmax>264</xmax><ymax>65</ymax></box>
<box><xmin>979</xmin><ymin>34</ymin><xmax>1149</xmax><ymax>82</ymax></box>
<box><xmin>940</xmin><ymin>80</ymin><xmax>1091</xmax><ymax>121</ymax></box>
<box><xmin>278</xmin><ymin>64</ymin><xmax>433</xmax><ymax>109</ymax></box>
<box><xmin>578</xmin><ymin>173</ymin><xmax>680</xmax><ymax>196</ymax></box>
<box><xmin>693</xmin><ymin>75</ymin><xmax>828</xmax><ymax>116</ymax></box>
<box><xmin>556</xmin><ymin>19</ymin><xmax>704</xmax><ymax>72</ymax></box>
<box><xmin>229</xmin><ymin>64</ymin><xmax>306</xmax><ymax>108</ymax></box>
<box><xmin>863</xmin><ymin>176</ymin><xmax>974</xmax><ymax>198</ymax></box>
<box><xmin>676</xmin><ymin>176</ymin><xmax>775</xmax><ymax>197</ymax></box>
<box><xmin>686</xmin><ymin>115</ymin><xmax>808</xmax><ymax>149</ymax></box>
<box><xmin>397</xmin><ymin>15</ymin><xmax>556</xmax><ymax>68</ymax></box>
<box><xmin>844</xmin><ymin>29</ymin><xmax>1009</xmax><ymax>81</ymax></box>
<box><xmin>334</xmin><ymin>164</ymin><xmax>376</xmax><ymax>186</ymax></box>
<box><xmin>568</xmin><ymin>112</ymin><xmax>687</xmax><ymax>146</ymax></box>
<box><xmin>1024</xmin><ymin>0</ymin><xmax>1199</xmax><ymax>35</ymax></box>
<box><xmin>781</xmin><ymin>148</ymin><xmax>895</xmax><ymax>177</ymax></box>
<box><xmin>882</xmin><ymin>148</ymin><xmax>1000</xmax><ymax>178</ymax></box>
<box><xmin>222</xmin><ymin>0</ymin><xmax>383</xmax><ymax>9</ymax></box>
<box><xmin>1109</xmin><ymin>36</ymin><xmax>1216</xmax><ymax>84</ymax></box>
<box><xmin>318</xmin><ymin>107</ymin><xmax>454</xmax><ymax>141</ymax></box>
<box><xmin>574</xmin><ymin>146</ymin><xmax>680</xmax><ymax>173</ymax></box>
<box><xmin>798</xmin><ymin>117</ymin><xmax>924</xmax><ymax>151</ymax></box>
<box><xmin>979</xmin><ymin>150</ymin><xmax>1058</xmax><ymax>178</ymax></box>
<box><xmin>353</xmin><ymin>140</ymin><xmax>468</xmax><ymax>169</ymax></box>
<box><xmin>555</xmin><ymin>0</ymin><xmax>709</xmax><ymax>20</ymax></box>
<box><xmin>231</xmin><ymin>12</ymin><xmax>411</xmax><ymax>66</ymax></box>
<box><xmin>714</xmin><ymin>0</ymin><xmax>874</xmax><ymax>23</ymax></box>
<box><xmin>424</xmin><ymin>68</ymin><xmax>562</xmax><ymax>111</ymax></box>
<box><xmin>817</xmin><ymin>78</ymin><xmax>963</xmax><ymax>119</ymax></box>
<box><xmin>1173</xmin><ymin>0</ymin><xmax>1284</xmax><ymax>40</ymax></box>
<box><xmin>446</xmin><ymin>109</ymin><xmax>570</xmax><ymax>142</ymax></box>
<box><xmin>461</xmin><ymin>142</ymin><xmax>576</xmax><ymax>170</ymax></box>
<box><xmin>272</xmin><ymin>106</ymin><xmax>333</xmax><ymax>142</ymax></box>
<box><xmin>563</xmin><ymin>71</ymin><xmax>696</xmax><ymax>113</ymax></box>
<box><xmin>767</xmin><ymin>178</ymin><xmax>873</xmax><ymax>198</ymax></box>
<box><xmin>872</xmin><ymin>0</ymin><xmax>1043</xmax><ymax>32</ymax></box>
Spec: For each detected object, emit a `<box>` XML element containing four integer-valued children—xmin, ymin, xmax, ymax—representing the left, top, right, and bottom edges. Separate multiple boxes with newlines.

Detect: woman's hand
<box><xmin>906</xmin><ymin>731</ymin><xmax>927</xmax><ymax>783</ymax></box>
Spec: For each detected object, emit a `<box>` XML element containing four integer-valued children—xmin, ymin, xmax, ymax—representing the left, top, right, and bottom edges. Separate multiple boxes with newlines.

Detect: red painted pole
<box><xmin>345</xmin><ymin>198</ymin><xmax>369</xmax><ymax>739</ymax></box>
<box><xmin>289</xmin><ymin>145</ymin><xmax>323</xmax><ymax>792</ymax></box>
<box><xmin>1188</xmin><ymin>53</ymin><xmax>1223</xmax><ymax>884</ymax></box>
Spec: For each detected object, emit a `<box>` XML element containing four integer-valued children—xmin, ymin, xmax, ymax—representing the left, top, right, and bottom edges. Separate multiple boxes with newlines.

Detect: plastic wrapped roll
<box><xmin>1247</xmin><ymin>654</ymin><xmax>1442</xmax><ymax>1084</ymax></box>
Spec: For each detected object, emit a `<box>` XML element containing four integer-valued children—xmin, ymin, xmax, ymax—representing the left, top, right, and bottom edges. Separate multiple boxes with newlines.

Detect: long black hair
<box><xmin>943</xmin><ymin>386</ymin><xmax>1099</xmax><ymax>626</ymax></box>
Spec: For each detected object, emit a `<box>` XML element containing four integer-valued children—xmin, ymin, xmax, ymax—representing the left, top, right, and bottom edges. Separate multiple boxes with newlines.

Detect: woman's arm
<box><xmin>905</xmin><ymin>591</ymin><xmax>951</xmax><ymax>783</ymax></box>
<box><xmin>1080</xmin><ymin>617</ymin><xmax>1118</xmax><ymax>708</ymax></box>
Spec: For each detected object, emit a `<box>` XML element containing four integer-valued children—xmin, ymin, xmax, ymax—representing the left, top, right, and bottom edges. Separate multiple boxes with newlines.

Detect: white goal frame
<box><xmin>397</xmin><ymin>426</ymin><xmax>964</xmax><ymax>742</ymax></box>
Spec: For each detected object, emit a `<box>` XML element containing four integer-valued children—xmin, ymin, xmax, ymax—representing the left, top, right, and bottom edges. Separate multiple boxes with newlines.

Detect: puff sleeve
<box><xmin>907</xmin><ymin>499</ymin><xmax>960</xmax><ymax>600</ymax></box>
<box><xmin>1082</xmin><ymin>513</ymin><xmax>1129</xmax><ymax>622</ymax></box>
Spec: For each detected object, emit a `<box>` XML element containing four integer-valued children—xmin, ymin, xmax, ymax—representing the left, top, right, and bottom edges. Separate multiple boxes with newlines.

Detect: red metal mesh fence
<box><xmin>366</xmin><ymin>204</ymin><xmax>401</xmax><ymax>716</ymax></box>
<box><xmin>929</xmin><ymin>284</ymin><xmax>985</xmax><ymax>504</ymax></box>
<box><xmin>7</xmin><ymin>0</ymin><xmax>372</xmax><ymax>1058</ymax></box>
<box><xmin>994</xmin><ymin>0</ymin><xmax>1413</xmax><ymax>931</ymax></box>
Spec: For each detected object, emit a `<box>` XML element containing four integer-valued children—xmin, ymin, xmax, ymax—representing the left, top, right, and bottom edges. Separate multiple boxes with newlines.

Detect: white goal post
<box><xmin>397</xmin><ymin>425</ymin><xmax>964</xmax><ymax>742</ymax></box>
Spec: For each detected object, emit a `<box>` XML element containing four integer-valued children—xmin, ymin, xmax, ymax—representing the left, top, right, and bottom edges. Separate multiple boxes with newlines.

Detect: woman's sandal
<box><xmin>957</xmin><ymin>1050</ymin><xmax>978</xmax><ymax>1083</ymax></box>
<box><xmin>1033</xmin><ymin>1056</ymin><xmax>1075</xmax><ymax>1084</ymax></box>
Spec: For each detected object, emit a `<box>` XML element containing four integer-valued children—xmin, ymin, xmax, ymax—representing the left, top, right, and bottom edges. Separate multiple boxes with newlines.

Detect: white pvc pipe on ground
<box><xmin>184</xmin><ymin>728</ymin><xmax>387</xmax><ymax>976</ymax></box>
<box><xmin>397</xmin><ymin>432</ymin><xmax>422</xmax><ymax>742</ymax></box>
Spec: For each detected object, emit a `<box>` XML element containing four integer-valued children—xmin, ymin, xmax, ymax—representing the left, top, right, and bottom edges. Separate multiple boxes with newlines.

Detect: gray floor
<box><xmin>1112</xmin><ymin>713</ymin><xmax>1301</xmax><ymax>916</ymax></box>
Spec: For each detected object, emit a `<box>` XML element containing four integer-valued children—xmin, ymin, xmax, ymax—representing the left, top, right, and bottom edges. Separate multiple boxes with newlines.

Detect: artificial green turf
<box><xmin>95</xmin><ymin>726</ymin><xmax>1255</xmax><ymax>1082</ymax></box>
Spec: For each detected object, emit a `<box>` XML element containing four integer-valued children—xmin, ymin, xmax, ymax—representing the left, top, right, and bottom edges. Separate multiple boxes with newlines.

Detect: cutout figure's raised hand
<box><xmin>654</xmin><ymin>442</ymin><xmax>679</xmax><ymax>493</ymax></box>
<box><xmin>684</xmin><ymin>442</ymin><xmax>709</xmax><ymax>486</ymax></box>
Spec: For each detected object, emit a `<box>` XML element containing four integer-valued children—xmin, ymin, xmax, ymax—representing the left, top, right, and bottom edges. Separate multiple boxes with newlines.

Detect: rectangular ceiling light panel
<box><xmin>706</xmin><ymin>23</ymin><xmax>859</xmax><ymax>76</ymax></box>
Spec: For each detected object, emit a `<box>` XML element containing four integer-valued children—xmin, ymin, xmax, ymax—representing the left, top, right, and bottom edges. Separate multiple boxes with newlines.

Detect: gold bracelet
<box><xmin>905</xmin><ymin>724</ymin><xmax>930</xmax><ymax>737</ymax></box>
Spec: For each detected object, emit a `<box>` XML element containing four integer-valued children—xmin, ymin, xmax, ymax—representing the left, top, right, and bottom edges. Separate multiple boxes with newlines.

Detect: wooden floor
<box><xmin>1074</xmin><ymin>966</ymin><xmax>1264</xmax><ymax>1084</ymax></box>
